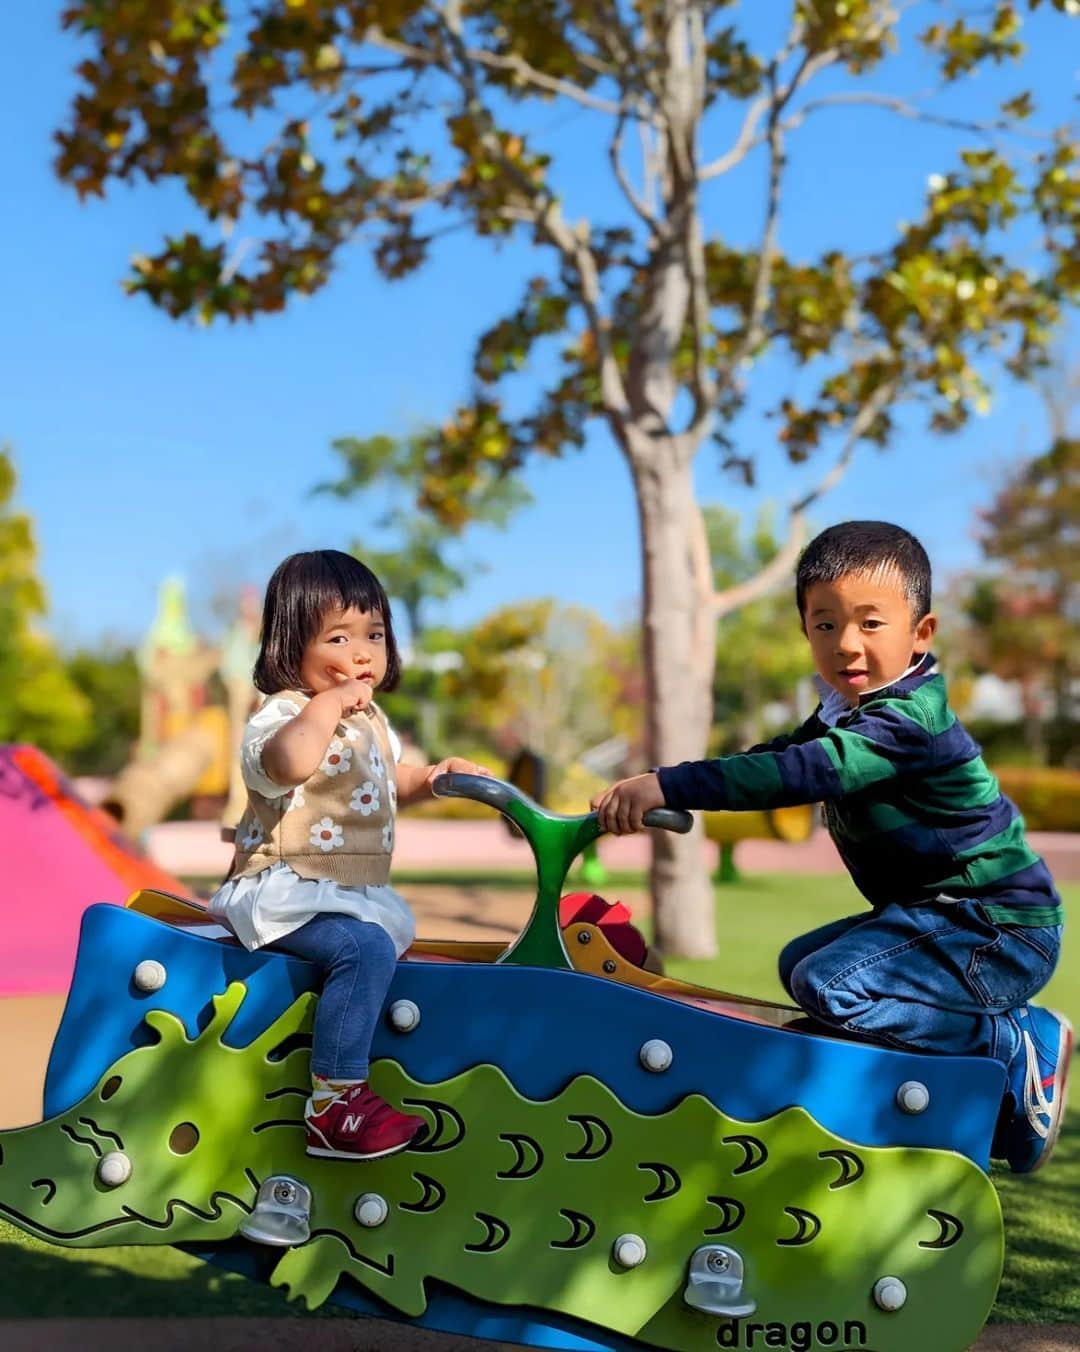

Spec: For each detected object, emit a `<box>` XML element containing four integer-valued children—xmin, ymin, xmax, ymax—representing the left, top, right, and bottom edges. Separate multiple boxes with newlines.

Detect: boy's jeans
<box><xmin>779</xmin><ymin>899</ymin><xmax>1061</xmax><ymax>1067</ymax></box>
<box><xmin>269</xmin><ymin>914</ymin><xmax>398</xmax><ymax>1080</ymax></box>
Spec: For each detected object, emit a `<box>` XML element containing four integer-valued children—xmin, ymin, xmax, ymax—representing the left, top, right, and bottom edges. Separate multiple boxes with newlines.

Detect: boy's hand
<box><xmin>591</xmin><ymin>773</ymin><xmax>665</xmax><ymax>835</ymax></box>
<box><xmin>424</xmin><ymin>756</ymin><xmax>492</xmax><ymax>794</ymax></box>
<box><xmin>329</xmin><ymin>673</ymin><xmax>375</xmax><ymax>717</ymax></box>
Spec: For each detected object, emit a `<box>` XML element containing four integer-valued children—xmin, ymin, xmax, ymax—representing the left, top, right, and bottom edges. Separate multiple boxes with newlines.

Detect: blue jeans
<box><xmin>778</xmin><ymin>899</ymin><xmax>1061</xmax><ymax>1067</ymax></box>
<box><xmin>269</xmin><ymin>914</ymin><xmax>398</xmax><ymax>1079</ymax></box>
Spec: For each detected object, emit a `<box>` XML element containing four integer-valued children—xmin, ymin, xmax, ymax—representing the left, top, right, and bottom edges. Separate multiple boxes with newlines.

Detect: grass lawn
<box><xmin>2</xmin><ymin>873</ymin><xmax>1076</xmax><ymax>1326</ymax></box>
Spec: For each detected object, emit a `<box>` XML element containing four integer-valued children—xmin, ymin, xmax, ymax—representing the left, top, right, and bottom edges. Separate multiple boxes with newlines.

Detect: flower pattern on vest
<box><xmin>310</xmin><ymin>817</ymin><xmax>344</xmax><ymax>851</ymax></box>
<box><xmin>240</xmin><ymin>819</ymin><xmax>264</xmax><ymax>850</ymax></box>
<box><xmin>350</xmin><ymin>781</ymin><xmax>380</xmax><ymax>815</ymax></box>
<box><xmin>231</xmin><ymin>692</ymin><xmax>396</xmax><ymax>888</ymax></box>
<box><xmin>321</xmin><ymin>739</ymin><xmax>352</xmax><ymax>776</ymax></box>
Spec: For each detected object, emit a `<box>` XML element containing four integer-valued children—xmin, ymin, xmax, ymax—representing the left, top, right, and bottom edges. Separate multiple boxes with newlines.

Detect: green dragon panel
<box><xmin>0</xmin><ymin>982</ymin><xmax>1002</xmax><ymax>1352</ymax></box>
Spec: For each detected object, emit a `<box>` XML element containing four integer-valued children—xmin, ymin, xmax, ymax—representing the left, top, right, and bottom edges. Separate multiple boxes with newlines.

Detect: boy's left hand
<box><xmin>424</xmin><ymin>757</ymin><xmax>492</xmax><ymax>794</ymax></box>
<box><xmin>591</xmin><ymin>773</ymin><xmax>665</xmax><ymax>835</ymax></box>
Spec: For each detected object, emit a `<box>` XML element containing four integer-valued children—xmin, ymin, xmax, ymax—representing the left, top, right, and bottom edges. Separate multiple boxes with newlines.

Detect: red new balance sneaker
<box><xmin>305</xmin><ymin>1083</ymin><xmax>426</xmax><ymax>1161</ymax></box>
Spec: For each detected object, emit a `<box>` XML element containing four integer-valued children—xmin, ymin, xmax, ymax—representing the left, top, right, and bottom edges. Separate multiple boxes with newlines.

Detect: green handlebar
<box><xmin>431</xmin><ymin>773</ymin><xmax>692</xmax><ymax>969</ymax></box>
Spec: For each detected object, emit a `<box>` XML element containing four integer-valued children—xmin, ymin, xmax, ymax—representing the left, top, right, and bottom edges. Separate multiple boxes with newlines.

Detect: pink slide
<box><xmin>0</xmin><ymin>745</ymin><xmax>192</xmax><ymax>995</ymax></box>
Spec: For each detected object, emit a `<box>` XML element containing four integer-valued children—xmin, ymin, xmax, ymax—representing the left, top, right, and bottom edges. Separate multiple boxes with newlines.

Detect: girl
<box><xmin>209</xmin><ymin>549</ymin><xmax>488</xmax><ymax>1161</ymax></box>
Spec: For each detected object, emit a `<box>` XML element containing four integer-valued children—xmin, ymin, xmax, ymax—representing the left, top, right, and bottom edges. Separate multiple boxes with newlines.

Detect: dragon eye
<box><xmin>169</xmin><ymin>1123</ymin><xmax>200</xmax><ymax>1155</ymax></box>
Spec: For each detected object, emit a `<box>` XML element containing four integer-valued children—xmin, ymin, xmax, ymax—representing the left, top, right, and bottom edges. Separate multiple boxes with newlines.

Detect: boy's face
<box><xmin>802</xmin><ymin>570</ymin><xmax>937</xmax><ymax>706</ymax></box>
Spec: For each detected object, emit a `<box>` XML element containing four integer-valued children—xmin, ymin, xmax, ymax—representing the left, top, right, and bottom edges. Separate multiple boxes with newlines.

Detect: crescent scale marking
<box><xmin>550</xmin><ymin>1209</ymin><xmax>596</xmax><ymax>1250</ymax></box>
<box><xmin>403</xmin><ymin>1099</ymin><xmax>466</xmax><ymax>1153</ymax></box>
<box><xmin>817</xmin><ymin>1148</ymin><xmax>865</xmax><ymax>1189</ymax></box>
<box><xmin>704</xmin><ymin>1195</ymin><xmax>745</xmax><ymax>1234</ymax></box>
<box><xmin>919</xmin><ymin>1209</ymin><xmax>964</xmax><ymax>1249</ymax></box>
<box><xmin>565</xmin><ymin>1114</ymin><xmax>612</xmax><ymax>1161</ymax></box>
<box><xmin>497</xmin><ymin>1133</ymin><xmax>544</xmax><ymax>1180</ymax></box>
<box><xmin>777</xmin><ymin>1206</ymin><xmax>822</xmax><ymax>1246</ymax></box>
<box><xmin>637</xmin><ymin>1161</ymin><xmax>681</xmax><ymax>1201</ymax></box>
<box><xmin>464</xmin><ymin>1212</ymin><xmax>511</xmax><ymax>1253</ymax></box>
<box><xmin>722</xmin><ymin>1133</ymin><xmax>768</xmax><ymax>1174</ymax></box>
<box><xmin>400</xmin><ymin>1172</ymin><xmax>446</xmax><ymax>1214</ymax></box>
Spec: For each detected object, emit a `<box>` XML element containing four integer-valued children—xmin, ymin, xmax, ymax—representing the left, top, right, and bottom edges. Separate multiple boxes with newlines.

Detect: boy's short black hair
<box><xmin>795</xmin><ymin>521</ymin><xmax>932</xmax><ymax>622</ymax></box>
<box><xmin>253</xmin><ymin>550</ymin><xmax>402</xmax><ymax>695</ymax></box>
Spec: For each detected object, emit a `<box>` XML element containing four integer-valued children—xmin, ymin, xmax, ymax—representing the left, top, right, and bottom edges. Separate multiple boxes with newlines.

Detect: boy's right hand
<box><xmin>591</xmin><ymin>772</ymin><xmax>665</xmax><ymax>835</ymax></box>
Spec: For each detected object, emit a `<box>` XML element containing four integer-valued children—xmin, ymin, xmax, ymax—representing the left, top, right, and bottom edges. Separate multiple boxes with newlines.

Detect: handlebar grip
<box><xmin>642</xmin><ymin>807</ymin><xmax>693</xmax><ymax>834</ymax></box>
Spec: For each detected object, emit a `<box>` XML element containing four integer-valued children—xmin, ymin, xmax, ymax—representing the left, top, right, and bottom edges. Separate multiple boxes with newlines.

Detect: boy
<box><xmin>594</xmin><ymin>521</ymin><xmax>1069</xmax><ymax>1173</ymax></box>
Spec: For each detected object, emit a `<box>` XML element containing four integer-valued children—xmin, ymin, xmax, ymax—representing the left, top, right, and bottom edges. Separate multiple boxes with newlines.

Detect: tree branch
<box><xmin>710</xmin><ymin>376</ymin><xmax>899</xmax><ymax>619</ymax></box>
<box><xmin>700</xmin><ymin>94</ymin><xmax>770</xmax><ymax>180</ymax></box>
<box><xmin>428</xmin><ymin>7</ymin><xmax>631</xmax><ymax>422</ymax></box>
<box><xmin>780</xmin><ymin>91</ymin><xmax>1048</xmax><ymax>140</ymax></box>
<box><xmin>609</xmin><ymin>108</ymin><xmax>665</xmax><ymax>234</ymax></box>
<box><xmin>364</xmin><ymin>27</ymin><xmax>628</xmax><ymax>116</ymax></box>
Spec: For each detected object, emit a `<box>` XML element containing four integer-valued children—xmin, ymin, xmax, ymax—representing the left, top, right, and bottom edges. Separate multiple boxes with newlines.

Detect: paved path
<box><xmin>145</xmin><ymin>817</ymin><xmax>1080</xmax><ymax>883</ymax></box>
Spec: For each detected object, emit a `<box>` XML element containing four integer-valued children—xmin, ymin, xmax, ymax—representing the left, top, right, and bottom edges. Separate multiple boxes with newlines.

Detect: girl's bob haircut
<box><xmin>253</xmin><ymin>550</ymin><xmax>402</xmax><ymax>695</ymax></box>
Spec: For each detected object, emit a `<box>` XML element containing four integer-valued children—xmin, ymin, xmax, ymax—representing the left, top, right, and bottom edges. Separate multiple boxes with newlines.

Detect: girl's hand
<box><xmin>591</xmin><ymin>773</ymin><xmax>665</xmax><ymax>835</ymax></box>
<box><xmin>423</xmin><ymin>756</ymin><xmax>492</xmax><ymax>794</ymax></box>
<box><xmin>329</xmin><ymin>672</ymin><xmax>375</xmax><ymax>717</ymax></box>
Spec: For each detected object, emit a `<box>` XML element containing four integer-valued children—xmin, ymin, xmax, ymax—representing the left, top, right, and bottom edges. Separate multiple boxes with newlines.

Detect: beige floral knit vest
<box><xmin>231</xmin><ymin>690</ymin><xmax>397</xmax><ymax>886</ymax></box>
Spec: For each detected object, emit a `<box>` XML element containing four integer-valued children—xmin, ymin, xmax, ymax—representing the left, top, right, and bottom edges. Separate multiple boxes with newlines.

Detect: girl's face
<box><xmin>299</xmin><ymin>606</ymin><xmax>389</xmax><ymax>696</ymax></box>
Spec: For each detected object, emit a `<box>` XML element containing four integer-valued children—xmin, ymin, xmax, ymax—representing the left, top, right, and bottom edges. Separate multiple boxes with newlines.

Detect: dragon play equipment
<box><xmin>0</xmin><ymin>774</ymin><xmax>1006</xmax><ymax>1352</ymax></box>
<box><xmin>703</xmin><ymin>804</ymin><xmax>815</xmax><ymax>883</ymax></box>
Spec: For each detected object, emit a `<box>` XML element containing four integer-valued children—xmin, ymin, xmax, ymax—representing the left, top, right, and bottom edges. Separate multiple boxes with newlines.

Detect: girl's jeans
<box><xmin>779</xmin><ymin>898</ymin><xmax>1061</xmax><ymax>1068</ymax></box>
<box><xmin>268</xmin><ymin>914</ymin><xmax>398</xmax><ymax>1080</ymax></box>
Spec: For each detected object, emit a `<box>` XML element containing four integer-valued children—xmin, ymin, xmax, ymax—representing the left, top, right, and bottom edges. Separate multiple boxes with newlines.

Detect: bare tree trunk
<box><xmin>630</xmin><ymin>433</ymin><xmax>718</xmax><ymax>957</ymax></box>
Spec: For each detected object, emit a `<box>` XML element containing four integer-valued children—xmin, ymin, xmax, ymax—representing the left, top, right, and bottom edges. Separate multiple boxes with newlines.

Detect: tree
<box><xmin>62</xmin><ymin>646</ymin><xmax>142</xmax><ymax>775</ymax></box>
<box><xmin>0</xmin><ymin>448</ymin><xmax>93</xmax><ymax>759</ymax></box>
<box><xmin>318</xmin><ymin>430</ymin><xmax>532</xmax><ymax>753</ymax></box>
<box><xmin>968</xmin><ymin>371</ymin><xmax>1078</xmax><ymax>763</ymax></box>
<box><xmin>319</xmin><ymin>431</ymin><xmax>531</xmax><ymax>641</ymax></box>
<box><xmin>706</xmin><ymin>505</ymin><xmax>813</xmax><ymax>750</ymax></box>
<box><xmin>57</xmin><ymin>1</ymin><xmax>1078</xmax><ymax>953</ymax></box>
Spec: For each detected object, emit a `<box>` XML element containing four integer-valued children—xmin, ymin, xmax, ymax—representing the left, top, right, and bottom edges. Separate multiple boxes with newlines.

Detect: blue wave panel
<box><xmin>45</xmin><ymin>904</ymin><xmax>1003</xmax><ymax>1167</ymax></box>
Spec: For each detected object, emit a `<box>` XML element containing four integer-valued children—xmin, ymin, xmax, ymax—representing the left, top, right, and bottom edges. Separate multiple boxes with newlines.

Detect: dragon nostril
<box><xmin>169</xmin><ymin>1123</ymin><xmax>200</xmax><ymax>1155</ymax></box>
<box><xmin>100</xmin><ymin>1077</ymin><xmax>122</xmax><ymax>1101</ymax></box>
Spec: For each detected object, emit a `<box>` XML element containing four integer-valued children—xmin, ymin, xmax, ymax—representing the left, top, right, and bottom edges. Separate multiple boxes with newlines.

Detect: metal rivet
<box><xmin>133</xmin><ymin>960</ymin><xmax>166</xmax><ymax>993</ymax></box>
<box><xmin>602</xmin><ymin>959</ymin><xmax>617</xmax><ymax>974</ymax></box>
<box><xmin>639</xmin><ymin>1039</ymin><xmax>673</xmax><ymax>1073</ymax></box>
<box><xmin>873</xmin><ymin>1276</ymin><xmax>907</xmax><ymax>1311</ymax></box>
<box><xmin>388</xmin><ymin>999</ymin><xmax>420</xmax><ymax>1033</ymax></box>
<box><xmin>613</xmin><ymin>1233</ymin><xmax>647</xmax><ymax>1268</ymax></box>
<box><xmin>896</xmin><ymin>1080</ymin><xmax>930</xmax><ymax>1114</ymax></box>
<box><xmin>355</xmin><ymin>1193</ymin><xmax>389</xmax><ymax>1228</ymax></box>
<box><xmin>576</xmin><ymin>930</ymin><xmax>591</xmax><ymax>944</ymax></box>
<box><xmin>97</xmin><ymin>1152</ymin><xmax>132</xmax><ymax>1187</ymax></box>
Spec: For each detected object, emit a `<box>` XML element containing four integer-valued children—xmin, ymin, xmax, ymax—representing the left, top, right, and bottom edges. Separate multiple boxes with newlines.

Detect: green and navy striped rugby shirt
<box><xmin>658</xmin><ymin>656</ymin><xmax>1062</xmax><ymax>925</ymax></box>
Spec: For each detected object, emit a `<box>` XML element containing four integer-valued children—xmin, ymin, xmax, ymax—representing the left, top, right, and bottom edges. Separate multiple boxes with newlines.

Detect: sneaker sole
<box><xmin>1030</xmin><ymin>1010</ymin><xmax>1073</xmax><ymax>1174</ymax></box>
<box><xmin>305</xmin><ymin>1137</ymin><xmax>417</xmax><ymax>1162</ymax></box>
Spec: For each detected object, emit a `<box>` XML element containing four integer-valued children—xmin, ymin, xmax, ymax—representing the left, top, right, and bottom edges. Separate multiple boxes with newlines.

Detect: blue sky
<box><xmin>2</xmin><ymin>5</ymin><xmax>1075</xmax><ymax>650</ymax></box>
